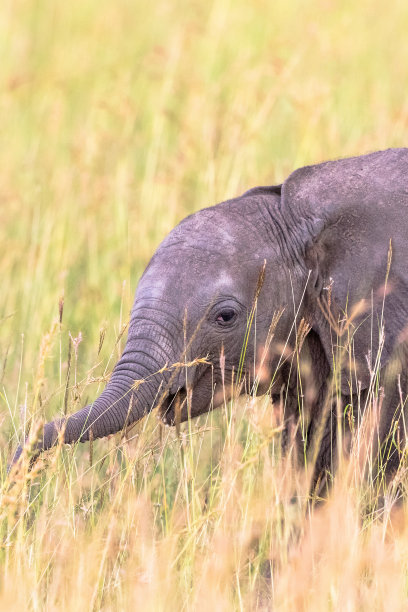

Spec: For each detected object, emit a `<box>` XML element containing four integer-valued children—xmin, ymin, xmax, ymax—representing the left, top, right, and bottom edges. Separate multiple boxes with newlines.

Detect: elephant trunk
<box><xmin>11</xmin><ymin>312</ymin><xmax>177</xmax><ymax>465</ymax></box>
<box><xmin>44</xmin><ymin>360</ymin><xmax>159</xmax><ymax>446</ymax></box>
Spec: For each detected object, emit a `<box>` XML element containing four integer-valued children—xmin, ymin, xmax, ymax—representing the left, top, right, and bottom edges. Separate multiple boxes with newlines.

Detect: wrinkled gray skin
<box><xmin>12</xmin><ymin>148</ymin><xmax>408</xmax><ymax>480</ymax></box>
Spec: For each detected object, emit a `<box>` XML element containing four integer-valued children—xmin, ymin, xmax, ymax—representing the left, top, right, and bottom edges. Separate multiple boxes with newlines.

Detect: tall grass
<box><xmin>1</xmin><ymin>0</ymin><xmax>408</xmax><ymax>609</ymax></box>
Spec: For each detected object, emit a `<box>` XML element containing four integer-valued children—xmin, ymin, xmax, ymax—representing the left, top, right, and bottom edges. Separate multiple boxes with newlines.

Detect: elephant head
<box><xmin>11</xmin><ymin>148</ymin><xmax>408</xmax><ymax>467</ymax></box>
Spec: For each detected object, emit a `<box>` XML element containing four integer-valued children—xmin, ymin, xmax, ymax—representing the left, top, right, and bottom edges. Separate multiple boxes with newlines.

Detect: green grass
<box><xmin>1</xmin><ymin>0</ymin><xmax>408</xmax><ymax>609</ymax></box>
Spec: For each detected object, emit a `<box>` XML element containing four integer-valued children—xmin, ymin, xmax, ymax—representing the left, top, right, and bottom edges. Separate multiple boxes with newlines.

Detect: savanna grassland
<box><xmin>1</xmin><ymin>1</ymin><xmax>408</xmax><ymax>609</ymax></box>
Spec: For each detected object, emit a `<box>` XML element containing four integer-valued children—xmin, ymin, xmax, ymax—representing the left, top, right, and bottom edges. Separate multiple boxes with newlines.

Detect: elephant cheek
<box><xmin>254</xmin><ymin>344</ymin><xmax>273</xmax><ymax>390</ymax></box>
<box><xmin>252</xmin><ymin>340</ymin><xmax>294</xmax><ymax>392</ymax></box>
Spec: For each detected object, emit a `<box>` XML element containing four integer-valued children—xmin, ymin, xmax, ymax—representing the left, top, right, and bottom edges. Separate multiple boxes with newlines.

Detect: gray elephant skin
<box><xmin>11</xmin><ymin>148</ymin><xmax>408</xmax><ymax>480</ymax></box>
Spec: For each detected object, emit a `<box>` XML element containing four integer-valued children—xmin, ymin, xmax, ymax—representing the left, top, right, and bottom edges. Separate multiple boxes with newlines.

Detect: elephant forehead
<box><xmin>164</xmin><ymin>209</ymin><xmax>260</xmax><ymax>255</ymax></box>
<box><xmin>150</xmin><ymin>254</ymin><xmax>265</xmax><ymax>296</ymax></box>
<box><xmin>137</xmin><ymin>202</ymin><xmax>280</xmax><ymax>304</ymax></box>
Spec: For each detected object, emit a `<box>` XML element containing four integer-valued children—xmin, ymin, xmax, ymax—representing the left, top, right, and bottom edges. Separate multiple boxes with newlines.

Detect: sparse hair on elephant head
<box><xmin>10</xmin><ymin>148</ymin><xmax>408</xmax><ymax>481</ymax></box>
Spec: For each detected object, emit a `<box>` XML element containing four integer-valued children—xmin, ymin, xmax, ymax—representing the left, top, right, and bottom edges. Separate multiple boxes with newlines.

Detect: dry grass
<box><xmin>1</xmin><ymin>0</ymin><xmax>408</xmax><ymax>609</ymax></box>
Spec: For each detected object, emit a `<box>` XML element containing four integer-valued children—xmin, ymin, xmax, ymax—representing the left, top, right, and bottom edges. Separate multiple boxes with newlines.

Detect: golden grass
<box><xmin>1</xmin><ymin>0</ymin><xmax>408</xmax><ymax>609</ymax></box>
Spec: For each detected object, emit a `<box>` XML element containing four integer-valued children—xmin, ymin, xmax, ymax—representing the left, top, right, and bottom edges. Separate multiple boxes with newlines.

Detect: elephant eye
<box><xmin>216</xmin><ymin>309</ymin><xmax>237</xmax><ymax>325</ymax></box>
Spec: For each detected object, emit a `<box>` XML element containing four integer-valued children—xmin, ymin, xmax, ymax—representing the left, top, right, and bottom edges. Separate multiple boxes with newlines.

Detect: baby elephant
<box><xmin>11</xmin><ymin>148</ymin><xmax>408</xmax><ymax>480</ymax></box>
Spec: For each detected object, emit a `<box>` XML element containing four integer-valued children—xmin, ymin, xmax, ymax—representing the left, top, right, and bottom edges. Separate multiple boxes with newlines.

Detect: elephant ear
<box><xmin>282</xmin><ymin>148</ymin><xmax>408</xmax><ymax>393</ymax></box>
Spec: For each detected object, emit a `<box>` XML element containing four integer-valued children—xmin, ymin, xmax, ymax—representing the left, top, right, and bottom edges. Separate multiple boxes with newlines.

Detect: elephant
<box><xmin>11</xmin><ymin>148</ymin><xmax>408</xmax><ymax>483</ymax></box>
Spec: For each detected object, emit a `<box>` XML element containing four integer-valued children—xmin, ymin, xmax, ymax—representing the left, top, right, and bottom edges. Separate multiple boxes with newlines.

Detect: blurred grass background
<box><xmin>1</xmin><ymin>0</ymin><xmax>408</xmax><ymax>609</ymax></box>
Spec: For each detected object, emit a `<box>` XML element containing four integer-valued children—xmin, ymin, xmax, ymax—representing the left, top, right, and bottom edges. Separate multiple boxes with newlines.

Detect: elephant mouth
<box><xmin>159</xmin><ymin>364</ymin><xmax>218</xmax><ymax>425</ymax></box>
<box><xmin>160</xmin><ymin>387</ymin><xmax>188</xmax><ymax>425</ymax></box>
<box><xmin>159</xmin><ymin>364</ymin><xmax>239</xmax><ymax>426</ymax></box>
<box><xmin>158</xmin><ymin>360</ymin><xmax>210</xmax><ymax>425</ymax></box>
